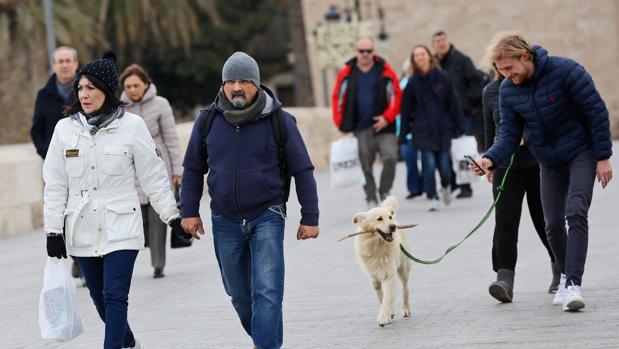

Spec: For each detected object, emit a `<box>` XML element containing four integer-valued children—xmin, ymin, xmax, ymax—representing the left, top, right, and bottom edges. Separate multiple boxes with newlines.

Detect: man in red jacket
<box><xmin>332</xmin><ymin>37</ymin><xmax>402</xmax><ymax>208</ymax></box>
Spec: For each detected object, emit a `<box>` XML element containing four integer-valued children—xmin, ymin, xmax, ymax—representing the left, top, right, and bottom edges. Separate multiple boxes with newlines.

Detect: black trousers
<box><xmin>492</xmin><ymin>165</ymin><xmax>555</xmax><ymax>272</ymax></box>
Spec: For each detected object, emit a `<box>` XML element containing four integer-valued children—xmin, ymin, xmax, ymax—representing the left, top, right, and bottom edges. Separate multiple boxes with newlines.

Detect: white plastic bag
<box><xmin>39</xmin><ymin>258</ymin><xmax>84</xmax><ymax>341</ymax></box>
<box><xmin>330</xmin><ymin>136</ymin><xmax>365</xmax><ymax>189</ymax></box>
<box><xmin>451</xmin><ymin>135</ymin><xmax>479</xmax><ymax>185</ymax></box>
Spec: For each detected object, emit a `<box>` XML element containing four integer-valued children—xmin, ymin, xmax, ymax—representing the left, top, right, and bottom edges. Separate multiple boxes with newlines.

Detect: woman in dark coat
<box><xmin>400</xmin><ymin>45</ymin><xmax>465</xmax><ymax>211</ymax></box>
<box><xmin>483</xmin><ymin>71</ymin><xmax>558</xmax><ymax>303</ymax></box>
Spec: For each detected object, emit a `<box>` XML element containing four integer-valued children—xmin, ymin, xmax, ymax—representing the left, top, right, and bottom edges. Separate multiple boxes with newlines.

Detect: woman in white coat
<box><xmin>43</xmin><ymin>52</ymin><xmax>186</xmax><ymax>349</ymax></box>
<box><xmin>120</xmin><ymin>64</ymin><xmax>182</xmax><ymax>278</ymax></box>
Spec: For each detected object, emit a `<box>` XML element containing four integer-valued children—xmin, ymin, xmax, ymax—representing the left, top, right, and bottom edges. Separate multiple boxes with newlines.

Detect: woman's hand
<box><xmin>172</xmin><ymin>175</ymin><xmax>182</xmax><ymax>187</ymax></box>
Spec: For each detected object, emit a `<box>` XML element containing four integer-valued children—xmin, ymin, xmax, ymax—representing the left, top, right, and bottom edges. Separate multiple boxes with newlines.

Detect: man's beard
<box><xmin>232</xmin><ymin>91</ymin><xmax>247</xmax><ymax>109</ymax></box>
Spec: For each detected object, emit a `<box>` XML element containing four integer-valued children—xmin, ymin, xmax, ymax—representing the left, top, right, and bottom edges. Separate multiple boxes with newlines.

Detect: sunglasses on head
<box><xmin>357</xmin><ymin>48</ymin><xmax>374</xmax><ymax>54</ymax></box>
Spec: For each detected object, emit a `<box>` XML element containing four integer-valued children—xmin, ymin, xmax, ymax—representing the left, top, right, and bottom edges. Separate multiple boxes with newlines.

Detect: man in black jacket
<box><xmin>31</xmin><ymin>46</ymin><xmax>81</xmax><ymax>280</ymax></box>
<box><xmin>31</xmin><ymin>46</ymin><xmax>79</xmax><ymax>159</ymax></box>
<box><xmin>433</xmin><ymin>31</ymin><xmax>484</xmax><ymax>198</ymax></box>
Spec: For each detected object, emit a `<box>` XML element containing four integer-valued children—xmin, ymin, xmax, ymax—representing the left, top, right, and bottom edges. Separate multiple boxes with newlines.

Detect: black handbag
<box><xmin>171</xmin><ymin>185</ymin><xmax>192</xmax><ymax>249</ymax></box>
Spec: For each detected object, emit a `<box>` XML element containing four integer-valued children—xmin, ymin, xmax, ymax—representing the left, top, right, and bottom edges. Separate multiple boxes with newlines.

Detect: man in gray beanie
<box><xmin>180</xmin><ymin>51</ymin><xmax>320</xmax><ymax>349</ymax></box>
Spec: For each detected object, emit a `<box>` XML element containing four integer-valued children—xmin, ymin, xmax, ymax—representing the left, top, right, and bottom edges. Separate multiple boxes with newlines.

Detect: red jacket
<box><xmin>331</xmin><ymin>56</ymin><xmax>401</xmax><ymax>133</ymax></box>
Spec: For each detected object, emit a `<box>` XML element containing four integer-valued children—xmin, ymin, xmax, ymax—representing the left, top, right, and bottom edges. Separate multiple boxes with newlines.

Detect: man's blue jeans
<box><xmin>421</xmin><ymin>149</ymin><xmax>452</xmax><ymax>200</ymax></box>
<box><xmin>74</xmin><ymin>250</ymin><xmax>138</xmax><ymax>349</ymax></box>
<box><xmin>211</xmin><ymin>203</ymin><xmax>286</xmax><ymax>349</ymax></box>
<box><xmin>400</xmin><ymin>139</ymin><xmax>424</xmax><ymax>194</ymax></box>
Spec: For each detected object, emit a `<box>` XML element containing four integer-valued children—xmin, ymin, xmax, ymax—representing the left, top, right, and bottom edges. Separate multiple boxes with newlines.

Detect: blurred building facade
<box><xmin>301</xmin><ymin>0</ymin><xmax>619</xmax><ymax>136</ymax></box>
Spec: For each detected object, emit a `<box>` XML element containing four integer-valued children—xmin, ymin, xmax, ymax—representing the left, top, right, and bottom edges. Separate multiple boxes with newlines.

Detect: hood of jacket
<box><xmin>530</xmin><ymin>45</ymin><xmax>550</xmax><ymax>85</ymax></box>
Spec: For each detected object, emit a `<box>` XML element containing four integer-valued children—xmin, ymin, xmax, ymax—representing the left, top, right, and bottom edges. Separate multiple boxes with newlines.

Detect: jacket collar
<box><xmin>121</xmin><ymin>83</ymin><xmax>157</xmax><ymax>105</ymax></box>
<box><xmin>41</xmin><ymin>74</ymin><xmax>60</xmax><ymax>97</ymax></box>
<box><xmin>345</xmin><ymin>55</ymin><xmax>386</xmax><ymax>70</ymax></box>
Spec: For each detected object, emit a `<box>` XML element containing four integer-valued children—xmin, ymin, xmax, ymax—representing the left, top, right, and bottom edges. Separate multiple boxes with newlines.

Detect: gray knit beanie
<box><xmin>222</xmin><ymin>52</ymin><xmax>260</xmax><ymax>87</ymax></box>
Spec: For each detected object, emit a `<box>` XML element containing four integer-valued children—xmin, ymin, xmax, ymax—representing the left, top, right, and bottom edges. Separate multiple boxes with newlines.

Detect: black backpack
<box><xmin>198</xmin><ymin>105</ymin><xmax>292</xmax><ymax>203</ymax></box>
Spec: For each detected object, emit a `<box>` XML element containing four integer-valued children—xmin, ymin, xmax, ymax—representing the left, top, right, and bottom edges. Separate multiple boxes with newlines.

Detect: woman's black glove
<box><xmin>47</xmin><ymin>234</ymin><xmax>67</xmax><ymax>259</ymax></box>
<box><xmin>169</xmin><ymin>217</ymin><xmax>191</xmax><ymax>240</ymax></box>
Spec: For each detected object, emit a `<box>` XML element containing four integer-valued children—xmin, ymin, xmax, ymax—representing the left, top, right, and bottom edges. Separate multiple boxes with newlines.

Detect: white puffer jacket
<box><xmin>43</xmin><ymin>111</ymin><xmax>180</xmax><ymax>257</ymax></box>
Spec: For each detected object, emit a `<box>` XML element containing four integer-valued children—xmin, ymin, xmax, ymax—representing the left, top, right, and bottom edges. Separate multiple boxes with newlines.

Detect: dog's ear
<box><xmin>352</xmin><ymin>212</ymin><xmax>367</xmax><ymax>224</ymax></box>
<box><xmin>382</xmin><ymin>196</ymin><xmax>397</xmax><ymax>210</ymax></box>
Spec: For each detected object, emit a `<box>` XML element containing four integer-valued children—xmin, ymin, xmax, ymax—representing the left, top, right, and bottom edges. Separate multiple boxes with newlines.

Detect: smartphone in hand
<box><xmin>464</xmin><ymin>155</ymin><xmax>486</xmax><ymax>175</ymax></box>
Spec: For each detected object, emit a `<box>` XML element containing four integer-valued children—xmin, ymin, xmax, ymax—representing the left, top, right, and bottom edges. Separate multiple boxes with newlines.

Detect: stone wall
<box><xmin>0</xmin><ymin>107</ymin><xmax>336</xmax><ymax>237</ymax></box>
<box><xmin>302</xmin><ymin>0</ymin><xmax>619</xmax><ymax>136</ymax></box>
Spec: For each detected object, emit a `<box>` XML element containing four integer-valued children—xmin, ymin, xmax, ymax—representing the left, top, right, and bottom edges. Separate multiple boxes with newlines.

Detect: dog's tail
<box><xmin>381</xmin><ymin>196</ymin><xmax>397</xmax><ymax>210</ymax></box>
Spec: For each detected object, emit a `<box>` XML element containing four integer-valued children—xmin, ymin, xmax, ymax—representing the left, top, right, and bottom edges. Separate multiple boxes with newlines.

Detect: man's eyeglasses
<box><xmin>357</xmin><ymin>49</ymin><xmax>374</xmax><ymax>54</ymax></box>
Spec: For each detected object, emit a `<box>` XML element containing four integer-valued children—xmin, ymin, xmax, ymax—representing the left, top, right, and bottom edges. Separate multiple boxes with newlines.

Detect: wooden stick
<box><xmin>337</xmin><ymin>231</ymin><xmax>371</xmax><ymax>241</ymax></box>
<box><xmin>396</xmin><ymin>223</ymin><xmax>418</xmax><ymax>229</ymax></box>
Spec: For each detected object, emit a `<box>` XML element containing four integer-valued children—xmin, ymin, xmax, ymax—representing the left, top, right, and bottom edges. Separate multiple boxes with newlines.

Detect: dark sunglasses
<box><xmin>357</xmin><ymin>49</ymin><xmax>374</xmax><ymax>54</ymax></box>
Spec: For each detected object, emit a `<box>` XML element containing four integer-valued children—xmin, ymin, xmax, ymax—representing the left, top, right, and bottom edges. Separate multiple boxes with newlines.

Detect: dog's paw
<box><xmin>377</xmin><ymin>313</ymin><xmax>393</xmax><ymax>327</ymax></box>
<box><xmin>402</xmin><ymin>307</ymin><xmax>411</xmax><ymax>318</ymax></box>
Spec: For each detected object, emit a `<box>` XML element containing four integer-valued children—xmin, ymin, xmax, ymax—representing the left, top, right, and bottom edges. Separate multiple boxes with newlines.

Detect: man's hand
<box><xmin>596</xmin><ymin>159</ymin><xmax>613</xmax><ymax>188</ymax></box>
<box><xmin>469</xmin><ymin>157</ymin><xmax>493</xmax><ymax>176</ymax></box>
<box><xmin>180</xmin><ymin>217</ymin><xmax>206</xmax><ymax>240</ymax></box>
<box><xmin>297</xmin><ymin>225</ymin><xmax>319</xmax><ymax>240</ymax></box>
<box><xmin>486</xmin><ymin>170</ymin><xmax>494</xmax><ymax>184</ymax></box>
<box><xmin>372</xmin><ymin>115</ymin><xmax>388</xmax><ymax>132</ymax></box>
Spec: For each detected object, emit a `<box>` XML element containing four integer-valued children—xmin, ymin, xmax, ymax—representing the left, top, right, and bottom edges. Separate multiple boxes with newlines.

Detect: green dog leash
<box><xmin>400</xmin><ymin>154</ymin><xmax>516</xmax><ymax>265</ymax></box>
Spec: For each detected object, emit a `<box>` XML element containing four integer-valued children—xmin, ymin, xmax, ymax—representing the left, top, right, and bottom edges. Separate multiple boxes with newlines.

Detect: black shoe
<box><xmin>71</xmin><ymin>261</ymin><xmax>82</xmax><ymax>278</ymax></box>
<box><xmin>456</xmin><ymin>189</ymin><xmax>473</xmax><ymax>199</ymax></box>
<box><xmin>405</xmin><ymin>192</ymin><xmax>422</xmax><ymax>199</ymax></box>
<box><xmin>153</xmin><ymin>267</ymin><xmax>164</xmax><ymax>279</ymax></box>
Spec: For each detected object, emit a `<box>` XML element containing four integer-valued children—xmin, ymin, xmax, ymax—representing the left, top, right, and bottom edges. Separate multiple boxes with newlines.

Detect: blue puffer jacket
<box><xmin>181</xmin><ymin>88</ymin><xmax>319</xmax><ymax>226</ymax></box>
<box><xmin>484</xmin><ymin>46</ymin><xmax>612</xmax><ymax>168</ymax></box>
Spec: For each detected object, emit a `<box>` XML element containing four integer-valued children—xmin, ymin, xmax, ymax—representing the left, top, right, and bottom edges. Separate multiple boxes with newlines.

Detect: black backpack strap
<box><xmin>270</xmin><ymin>109</ymin><xmax>291</xmax><ymax>203</ymax></box>
<box><xmin>198</xmin><ymin>104</ymin><xmax>217</xmax><ymax>174</ymax></box>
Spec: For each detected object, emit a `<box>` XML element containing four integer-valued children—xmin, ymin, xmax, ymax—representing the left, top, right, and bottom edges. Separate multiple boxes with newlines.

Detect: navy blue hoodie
<box><xmin>181</xmin><ymin>87</ymin><xmax>319</xmax><ymax>226</ymax></box>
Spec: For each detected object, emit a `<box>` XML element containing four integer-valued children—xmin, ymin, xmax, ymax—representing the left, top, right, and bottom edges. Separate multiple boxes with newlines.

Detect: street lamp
<box><xmin>377</xmin><ymin>5</ymin><xmax>388</xmax><ymax>41</ymax></box>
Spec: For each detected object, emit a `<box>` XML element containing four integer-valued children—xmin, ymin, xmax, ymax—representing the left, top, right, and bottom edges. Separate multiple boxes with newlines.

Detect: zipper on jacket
<box><xmin>233</xmin><ymin>125</ymin><xmax>242</xmax><ymax>217</ymax></box>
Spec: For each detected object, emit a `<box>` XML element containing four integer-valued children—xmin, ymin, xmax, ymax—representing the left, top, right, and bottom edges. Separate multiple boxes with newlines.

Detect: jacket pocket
<box><xmin>207</xmin><ymin>170</ymin><xmax>235</xmax><ymax>213</ymax></box>
<box><xmin>64</xmin><ymin>209</ymin><xmax>93</xmax><ymax>248</ymax></box>
<box><xmin>237</xmin><ymin>168</ymin><xmax>282</xmax><ymax>210</ymax></box>
<box><xmin>64</xmin><ymin>150</ymin><xmax>84</xmax><ymax>177</ymax></box>
<box><xmin>104</xmin><ymin>200</ymin><xmax>141</xmax><ymax>242</ymax></box>
<box><xmin>102</xmin><ymin>145</ymin><xmax>133</xmax><ymax>176</ymax></box>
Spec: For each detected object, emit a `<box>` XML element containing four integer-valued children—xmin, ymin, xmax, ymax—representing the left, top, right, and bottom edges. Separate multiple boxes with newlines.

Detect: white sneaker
<box><xmin>440</xmin><ymin>187</ymin><xmax>452</xmax><ymax>205</ymax></box>
<box><xmin>563</xmin><ymin>283</ymin><xmax>585</xmax><ymax>311</ymax></box>
<box><xmin>429</xmin><ymin>199</ymin><xmax>439</xmax><ymax>212</ymax></box>
<box><xmin>552</xmin><ymin>274</ymin><xmax>567</xmax><ymax>305</ymax></box>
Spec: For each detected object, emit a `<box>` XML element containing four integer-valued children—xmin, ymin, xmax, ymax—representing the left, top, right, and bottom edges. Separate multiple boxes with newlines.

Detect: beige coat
<box><xmin>122</xmin><ymin>84</ymin><xmax>182</xmax><ymax>204</ymax></box>
<box><xmin>43</xmin><ymin>112</ymin><xmax>179</xmax><ymax>257</ymax></box>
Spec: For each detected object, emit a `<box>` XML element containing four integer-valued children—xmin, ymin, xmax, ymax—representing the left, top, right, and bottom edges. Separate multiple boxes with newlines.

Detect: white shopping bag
<box><xmin>39</xmin><ymin>258</ymin><xmax>84</xmax><ymax>341</ymax></box>
<box><xmin>451</xmin><ymin>135</ymin><xmax>479</xmax><ymax>185</ymax></box>
<box><xmin>330</xmin><ymin>137</ymin><xmax>365</xmax><ymax>189</ymax></box>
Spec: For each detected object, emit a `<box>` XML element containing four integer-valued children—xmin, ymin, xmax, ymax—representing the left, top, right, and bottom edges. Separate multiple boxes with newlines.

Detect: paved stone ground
<box><xmin>2</xmin><ymin>144</ymin><xmax>619</xmax><ymax>348</ymax></box>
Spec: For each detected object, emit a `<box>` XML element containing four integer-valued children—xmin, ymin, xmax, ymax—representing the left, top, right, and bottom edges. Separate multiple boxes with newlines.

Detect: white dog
<box><xmin>352</xmin><ymin>196</ymin><xmax>411</xmax><ymax>327</ymax></box>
